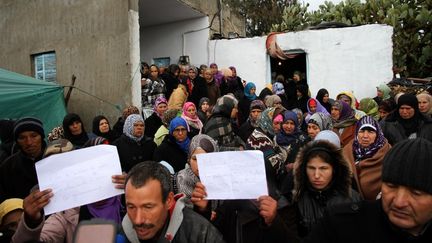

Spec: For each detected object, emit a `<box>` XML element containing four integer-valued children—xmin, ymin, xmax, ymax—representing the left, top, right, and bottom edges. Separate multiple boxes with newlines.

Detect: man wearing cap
<box><xmin>381</xmin><ymin>93</ymin><xmax>432</xmax><ymax>145</ymax></box>
<box><xmin>0</xmin><ymin>198</ymin><xmax>23</xmax><ymax>242</ymax></box>
<box><xmin>0</xmin><ymin>117</ymin><xmax>46</xmax><ymax>202</ymax></box>
<box><xmin>303</xmin><ymin>138</ymin><xmax>432</xmax><ymax>242</ymax></box>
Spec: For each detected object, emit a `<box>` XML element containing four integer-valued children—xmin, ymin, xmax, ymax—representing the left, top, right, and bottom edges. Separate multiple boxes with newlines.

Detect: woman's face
<box><xmin>201</xmin><ymin>102</ymin><xmax>209</xmax><ymax>113</ymax></box>
<box><xmin>150</xmin><ymin>66</ymin><xmax>159</xmax><ymax>80</ymax></box>
<box><xmin>379</xmin><ymin>109</ymin><xmax>389</xmax><ymax>120</ymax></box>
<box><xmin>187</xmin><ymin>106</ymin><xmax>196</xmax><ymax>117</ymax></box>
<box><xmin>156</xmin><ymin>103</ymin><xmax>168</xmax><ymax>116</ymax></box>
<box><xmin>309</xmin><ymin>103</ymin><xmax>317</xmax><ymax>113</ymax></box>
<box><xmin>99</xmin><ymin>119</ymin><xmax>110</xmax><ymax>133</ymax></box>
<box><xmin>172</xmin><ymin>125</ymin><xmax>187</xmax><ymax>142</ymax></box>
<box><xmin>306</xmin><ymin>156</ymin><xmax>333</xmax><ymax>190</ymax></box>
<box><xmin>272</xmin><ymin>119</ymin><xmax>282</xmax><ymax>134</ymax></box>
<box><xmin>282</xmin><ymin>120</ymin><xmax>296</xmax><ymax>134</ymax></box>
<box><xmin>69</xmin><ymin>121</ymin><xmax>82</xmax><ymax>136</ymax></box>
<box><xmin>331</xmin><ymin>107</ymin><xmax>340</xmax><ymax>120</ymax></box>
<box><xmin>323</xmin><ymin>94</ymin><xmax>329</xmax><ymax>103</ymax></box>
<box><xmin>250</xmin><ymin>109</ymin><xmax>262</xmax><ymax>121</ymax></box>
<box><xmin>188</xmin><ymin>69</ymin><xmax>197</xmax><ymax>80</ymax></box>
<box><xmin>133</xmin><ymin>121</ymin><xmax>145</xmax><ymax>137</ymax></box>
<box><xmin>249</xmin><ymin>87</ymin><xmax>256</xmax><ymax>95</ymax></box>
<box><xmin>418</xmin><ymin>97</ymin><xmax>430</xmax><ymax>113</ymax></box>
<box><xmin>357</xmin><ymin>129</ymin><xmax>377</xmax><ymax>148</ymax></box>
<box><xmin>210</xmin><ymin>65</ymin><xmax>218</xmax><ymax>75</ymax></box>
<box><xmin>307</xmin><ymin>123</ymin><xmax>321</xmax><ymax>140</ymax></box>
<box><xmin>204</xmin><ymin>70</ymin><xmax>213</xmax><ymax>82</ymax></box>
<box><xmin>189</xmin><ymin>148</ymin><xmax>206</xmax><ymax>176</ymax></box>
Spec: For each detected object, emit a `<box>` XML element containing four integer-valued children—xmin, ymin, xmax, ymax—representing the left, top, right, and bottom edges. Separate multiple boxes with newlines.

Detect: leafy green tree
<box><xmin>272</xmin><ymin>0</ymin><xmax>432</xmax><ymax>78</ymax></box>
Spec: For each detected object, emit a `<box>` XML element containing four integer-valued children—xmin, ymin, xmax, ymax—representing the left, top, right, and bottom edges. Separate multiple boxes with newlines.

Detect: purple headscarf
<box><xmin>276</xmin><ymin>110</ymin><xmax>302</xmax><ymax>146</ymax></box>
<box><xmin>87</xmin><ymin>196</ymin><xmax>122</xmax><ymax>224</ymax></box>
<box><xmin>352</xmin><ymin>116</ymin><xmax>386</xmax><ymax>160</ymax></box>
<box><xmin>305</xmin><ymin>98</ymin><xmax>330</xmax><ymax>122</ymax></box>
<box><xmin>154</xmin><ymin>97</ymin><xmax>168</xmax><ymax>118</ymax></box>
<box><xmin>210</xmin><ymin>63</ymin><xmax>224</xmax><ymax>86</ymax></box>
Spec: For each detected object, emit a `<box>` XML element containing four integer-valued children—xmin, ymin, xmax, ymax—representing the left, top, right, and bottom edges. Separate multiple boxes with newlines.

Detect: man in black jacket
<box><xmin>0</xmin><ymin>117</ymin><xmax>46</xmax><ymax>202</ymax></box>
<box><xmin>304</xmin><ymin>138</ymin><xmax>432</xmax><ymax>242</ymax></box>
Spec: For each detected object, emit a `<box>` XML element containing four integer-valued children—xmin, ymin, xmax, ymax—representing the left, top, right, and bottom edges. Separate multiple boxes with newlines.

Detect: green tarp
<box><xmin>0</xmin><ymin>68</ymin><xmax>67</xmax><ymax>136</ymax></box>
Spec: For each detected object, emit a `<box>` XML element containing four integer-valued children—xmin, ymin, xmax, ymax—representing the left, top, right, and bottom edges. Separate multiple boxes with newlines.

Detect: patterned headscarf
<box><xmin>276</xmin><ymin>110</ymin><xmax>302</xmax><ymax>146</ymax></box>
<box><xmin>122</xmin><ymin>105</ymin><xmax>140</xmax><ymax>120</ymax></box>
<box><xmin>353</xmin><ymin>116</ymin><xmax>386</xmax><ymax>160</ymax></box>
<box><xmin>154</xmin><ymin>97</ymin><xmax>168</xmax><ymax>118</ymax></box>
<box><xmin>188</xmin><ymin>134</ymin><xmax>219</xmax><ymax>160</ymax></box>
<box><xmin>181</xmin><ymin>102</ymin><xmax>203</xmax><ymax>131</ymax></box>
<box><xmin>123</xmin><ymin>114</ymin><xmax>144</xmax><ymax>142</ymax></box>
<box><xmin>258</xmin><ymin>107</ymin><xmax>276</xmax><ymax>137</ymax></box>
<box><xmin>332</xmin><ymin>100</ymin><xmax>355</xmax><ymax>122</ymax></box>
<box><xmin>308</xmin><ymin>112</ymin><xmax>333</xmax><ymax>131</ymax></box>
<box><xmin>244</xmin><ymin>82</ymin><xmax>257</xmax><ymax>101</ymax></box>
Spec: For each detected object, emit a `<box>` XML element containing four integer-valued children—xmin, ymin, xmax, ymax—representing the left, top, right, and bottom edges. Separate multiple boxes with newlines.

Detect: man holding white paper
<box><xmin>191</xmin><ymin>150</ymin><xmax>300</xmax><ymax>243</ymax></box>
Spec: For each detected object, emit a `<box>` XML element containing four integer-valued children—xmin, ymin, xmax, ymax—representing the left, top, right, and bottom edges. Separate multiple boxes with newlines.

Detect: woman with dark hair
<box><xmin>161</xmin><ymin>64</ymin><xmax>181</xmax><ymax>99</ymax></box>
<box><xmin>315</xmin><ymin>89</ymin><xmax>332</xmax><ymax>113</ymax></box>
<box><xmin>237</xmin><ymin>82</ymin><xmax>258</xmax><ymax>125</ymax></box>
<box><xmin>343</xmin><ymin>116</ymin><xmax>391</xmax><ymax>201</ymax></box>
<box><xmin>153</xmin><ymin>117</ymin><xmax>190</xmax><ymax>172</ymax></box>
<box><xmin>292</xmin><ymin>140</ymin><xmax>360</xmax><ymax>237</ymax></box>
<box><xmin>141</xmin><ymin>64</ymin><xmax>166</xmax><ymax>108</ymax></box>
<box><xmin>144</xmin><ymin>97</ymin><xmax>168</xmax><ymax>138</ymax></box>
<box><xmin>197</xmin><ymin>97</ymin><xmax>211</xmax><ymax>125</ymax></box>
<box><xmin>238</xmin><ymin>100</ymin><xmax>266</xmax><ymax>143</ymax></box>
<box><xmin>62</xmin><ymin>113</ymin><xmax>93</xmax><ymax>149</ymax></box>
<box><xmin>92</xmin><ymin>115</ymin><xmax>119</xmax><ymax>143</ymax></box>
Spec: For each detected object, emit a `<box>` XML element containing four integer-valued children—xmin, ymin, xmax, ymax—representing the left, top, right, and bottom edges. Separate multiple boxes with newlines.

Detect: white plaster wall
<box><xmin>210</xmin><ymin>24</ymin><xmax>393</xmax><ymax>100</ymax></box>
<box><xmin>129</xmin><ymin>9</ymin><xmax>142</xmax><ymax>110</ymax></box>
<box><xmin>140</xmin><ymin>16</ymin><xmax>209</xmax><ymax>67</ymax></box>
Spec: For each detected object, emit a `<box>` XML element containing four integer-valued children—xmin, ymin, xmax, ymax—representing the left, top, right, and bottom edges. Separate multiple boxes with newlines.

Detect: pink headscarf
<box><xmin>181</xmin><ymin>102</ymin><xmax>203</xmax><ymax>131</ymax></box>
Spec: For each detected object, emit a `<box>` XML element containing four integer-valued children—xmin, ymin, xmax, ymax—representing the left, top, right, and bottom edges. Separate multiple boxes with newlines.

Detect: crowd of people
<box><xmin>0</xmin><ymin>62</ymin><xmax>432</xmax><ymax>242</ymax></box>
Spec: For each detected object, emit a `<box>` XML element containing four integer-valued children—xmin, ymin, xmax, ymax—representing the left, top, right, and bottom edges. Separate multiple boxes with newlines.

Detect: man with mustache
<box><xmin>304</xmin><ymin>138</ymin><xmax>432</xmax><ymax>242</ymax></box>
<box><xmin>0</xmin><ymin>117</ymin><xmax>46</xmax><ymax>202</ymax></box>
<box><xmin>121</xmin><ymin>161</ymin><xmax>224</xmax><ymax>242</ymax></box>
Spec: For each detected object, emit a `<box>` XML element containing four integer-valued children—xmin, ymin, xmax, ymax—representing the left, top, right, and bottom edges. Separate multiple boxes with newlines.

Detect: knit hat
<box><xmin>382</xmin><ymin>138</ymin><xmax>432</xmax><ymax>194</ymax></box>
<box><xmin>0</xmin><ymin>198</ymin><xmax>23</xmax><ymax>225</ymax></box>
<box><xmin>13</xmin><ymin>117</ymin><xmax>45</xmax><ymax>141</ymax></box>
<box><xmin>43</xmin><ymin>139</ymin><xmax>74</xmax><ymax>158</ymax></box>
<box><xmin>397</xmin><ymin>94</ymin><xmax>418</xmax><ymax>110</ymax></box>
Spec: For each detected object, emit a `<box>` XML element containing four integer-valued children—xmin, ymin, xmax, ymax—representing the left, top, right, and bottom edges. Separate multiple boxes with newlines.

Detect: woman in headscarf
<box><xmin>153</xmin><ymin>109</ymin><xmax>180</xmax><ymax>146</ymax></box>
<box><xmin>272</xmin><ymin>81</ymin><xmax>290</xmax><ymax>109</ymax></box>
<box><xmin>343</xmin><ymin>116</ymin><xmax>391</xmax><ymax>201</ymax></box>
<box><xmin>292</xmin><ymin>108</ymin><xmax>307</xmax><ymax>132</ymax></box>
<box><xmin>373</xmin><ymin>83</ymin><xmax>391</xmax><ymax>106</ymax></box>
<box><xmin>276</xmin><ymin>110</ymin><xmax>309</xmax><ymax>168</ymax></box>
<box><xmin>112</xmin><ymin>105</ymin><xmax>140</xmax><ymax>136</ymax></box>
<box><xmin>315</xmin><ymin>88</ymin><xmax>332</xmax><ymax>113</ymax></box>
<box><xmin>144</xmin><ymin>97</ymin><xmax>168</xmax><ymax>138</ymax></box>
<box><xmin>336</xmin><ymin>91</ymin><xmax>366</xmax><ymax>120</ymax></box>
<box><xmin>247</xmin><ymin>107</ymin><xmax>287</xmax><ymax>180</ymax></box>
<box><xmin>381</xmin><ymin>93</ymin><xmax>432</xmax><ymax>145</ymax></box>
<box><xmin>181</xmin><ymin>102</ymin><xmax>203</xmax><ymax>137</ymax></box>
<box><xmin>112</xmin><ymin>114</ymin><xmax>156</xmax><ymax>173</ymax></box>
<box><xmin>292</xmin><ymin>140</ymin><xmax>360</xmax><ymax>237</ymax></box>
<box><xmin>265</xmin><ymin>94</ymin><xmax>283</xmax><ymax>110</ymax></box>
<box><xmin>331</xmin><ymin>100</ymin><xmax>358</xmax><ymax>147</ymax></box>
<box><xmin>203</xmin><ymin>95</ymin><xmax>245</xmax><ymax>151</ymax></box>
<box><xmin>238</xmin><ymin>100</ymin><xmax>266</xmax><ymax>143</ymax></box>
<box><xmin>358</xmin><ymin>98</ymin><xmax>379</xmax><ymax>120</ymax></box>
<box><xmin>209</xmin><ymin>63</ymin><xmax>224</xmax><ymax>86</ymax></box>
<box><xmin>416</xmin><ymin>92</ymin><xmax>432</xmax><ymax>118</ymax></box>
<box><xmin>304</xmin><ymin>98</ymin><xmax>330</xmax><ymax>123</ymax></box>
<box><xmin>62</xmin><ymin>113</ymin><xmax>93</xmax><ymax>149</ymax></box>
<box><xmin>307</xmin><ymin>112</ymin><xmax>333</xmax><ymax>140</ymax></box>
<box><xmin>295</xmin><ymin>84</ymin><xmax>310</xmax><ymax>114</ymax></box>
<box><xmin>238</xmin><ymin>82</ymin><xmax>258</xmax><ymax>125</ymax></box>
<box><xmin>197</xmin><ymin>97</ymin><xmax>211</xmax><ymax>125</ymax></box>
<box><xmin>91</xmin><ymin>115</ymin><xmax>119</xmax><ymax>143</ymax></box>
<box><xmin>154</xmin><ymin>117</ymin><xmax>190</xmax><ymax>172</ymax></box>
<box><xmin>174</xmin><ymin>134</ymin><xmax>218</xmax><ymax>199</ymax></box>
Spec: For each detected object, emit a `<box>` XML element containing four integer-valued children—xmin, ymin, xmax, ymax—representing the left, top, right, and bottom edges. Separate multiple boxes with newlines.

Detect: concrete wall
<box><xmin>140</xmin><ymin>17</ymin><xmax>210</xmax><ymax>67</ymax></box>
<box><xmin>0</xmin><ymin>0</ymin><xmax>141</xmax><ymax>129</ymax></box>
<box><xmin>209</xmin><ymin>24</ymin><xmax>394</xmax><ymax>100</ymax></box>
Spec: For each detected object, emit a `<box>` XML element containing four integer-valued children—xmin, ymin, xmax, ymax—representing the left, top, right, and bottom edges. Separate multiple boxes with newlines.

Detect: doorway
<box><xmin>270</xmin><ymin>50</ymin><xmax>307</xmax><ymax>84</ymax></box>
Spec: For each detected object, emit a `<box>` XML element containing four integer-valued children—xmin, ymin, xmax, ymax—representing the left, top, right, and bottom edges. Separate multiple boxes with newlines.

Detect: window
<box><xmin>33</xmin><ymin>52</ymin><xmax>57</xmax><ymax>82</ymax></box>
